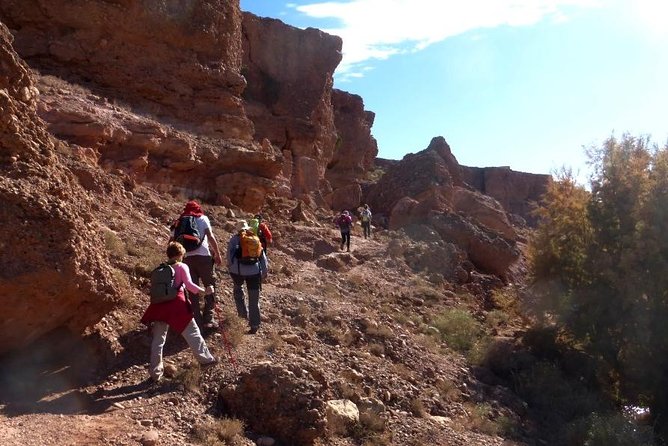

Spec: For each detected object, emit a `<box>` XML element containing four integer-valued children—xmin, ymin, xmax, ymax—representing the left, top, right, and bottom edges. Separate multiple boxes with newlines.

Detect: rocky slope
<box><xmin>0</xmin><ymin>1</ymin><xmax>554</xmax><ymax>444</ymax></box>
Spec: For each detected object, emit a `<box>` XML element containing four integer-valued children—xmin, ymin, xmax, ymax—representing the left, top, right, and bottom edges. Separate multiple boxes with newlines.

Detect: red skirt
<box><xmin>140</xmin><ymin>290</ymin><xmax>193</xmax><ymax>334</ymax></box>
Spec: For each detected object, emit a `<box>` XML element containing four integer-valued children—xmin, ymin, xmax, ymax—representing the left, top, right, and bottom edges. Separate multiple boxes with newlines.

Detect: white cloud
<box><xmin>290</xmin><ymin>0</ymin><xmax>601</xmax><ymax>80</ymax></box>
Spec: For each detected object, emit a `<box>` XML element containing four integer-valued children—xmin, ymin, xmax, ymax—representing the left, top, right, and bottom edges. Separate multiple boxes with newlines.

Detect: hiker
<box><xmin>227</xmin><ymin>220</ymin><xmax>269</xmax><ymax>334</ymax></box>
<box><xmin>360</xmin><ymin>204</ymin><xmax>372</xmax><ymax>239</ymax></box>
<box><xmin>249</xmin><ymin>213</ymin><xmax>273</xmax><ymax>253</ymax></box>
<box><xmin>141</xmin><ymin>242</ymin><xmax>217</xmax><ymax>382</ymax></box>
<box><xmin>169</xmin><ymin>200</ymin><xmax>223</xmax><ymax>330</ymax></box>
<box><xmin>334</xmin><ymin>210</ymin><xmax>353</xmax><ymax>252</ymax></box>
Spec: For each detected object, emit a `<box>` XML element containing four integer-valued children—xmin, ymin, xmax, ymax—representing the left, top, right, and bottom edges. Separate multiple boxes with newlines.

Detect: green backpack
<box><xmin>248</xmin><ymin>218</ymin><xmax>260</xmax><ymax>236</ymax></box>
<box><xmin>149</xmin><ymin>262</ymin><xmax>180</xmax><ymax>304</ymax></box>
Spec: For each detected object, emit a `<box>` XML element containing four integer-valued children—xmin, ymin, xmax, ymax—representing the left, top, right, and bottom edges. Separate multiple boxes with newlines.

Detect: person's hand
<box><xmin>213</xmin><ymin>253</ymin><xmax>223</xmax><ymax>266</ymax></box>
<box><xmin>198</xmin><ymin>289</ymin><xmax>206</xmax><ymax>297</ymax></box>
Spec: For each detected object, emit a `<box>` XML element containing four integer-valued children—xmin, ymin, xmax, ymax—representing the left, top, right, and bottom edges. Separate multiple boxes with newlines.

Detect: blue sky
<box><xmin>240</xmin><ymin>0</ymin><xmax>668</xmax><ymax>181</ymax></box>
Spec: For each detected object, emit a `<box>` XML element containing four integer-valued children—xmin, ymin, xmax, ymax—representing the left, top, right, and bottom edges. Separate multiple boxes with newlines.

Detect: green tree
<box><xmin>529</xmin><ymin>134</ymin><xmax>668</xmax><ymax>438</ymax></box>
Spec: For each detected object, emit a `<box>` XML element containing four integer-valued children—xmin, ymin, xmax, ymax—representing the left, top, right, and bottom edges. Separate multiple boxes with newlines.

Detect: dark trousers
<box><xmin>362</xmin><ymin>221</ymin><xmax>371</xmax><ymax>238</ymax></box>
<box><xmin>340</xmin><ymin>231</ymin><xmax>350</xmax><ymax>251</ymax></box>
<box><xmin>184</xmin><ymin>255</ymin><xmax>216</xmax><ymax>327</ymax></box>
<box><xmin>230</xmin><ymin>273</ymin><xmax>262</xmax><ymax>328</ymax></box>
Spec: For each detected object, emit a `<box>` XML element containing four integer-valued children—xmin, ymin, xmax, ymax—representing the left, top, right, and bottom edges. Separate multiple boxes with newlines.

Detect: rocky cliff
<box><xmin>0</xmin><ymin>23</ymin><xmax>119</xmax><ymax>355</ymax></box>
<box><xmin>365</xmin><ymin>137</ymin><xmax>520</xmax><ymax>278</ymax></box>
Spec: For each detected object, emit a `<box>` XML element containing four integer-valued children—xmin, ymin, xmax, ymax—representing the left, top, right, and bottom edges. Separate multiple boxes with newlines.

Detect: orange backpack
<box><xmin>238</xmin><ymin>230</ymin><xmax>263</xmax><ymax>264</ymax></box>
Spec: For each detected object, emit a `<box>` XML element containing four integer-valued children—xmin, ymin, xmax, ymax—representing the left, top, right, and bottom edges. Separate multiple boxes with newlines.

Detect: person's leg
<box><xmin>230</xmin><ymin>273</ymin><xmax>248</xmax><ymax>320</ymax></box>
<box><xmin>246</xmin><ymin>274</ymin><xmax>262</xmax><ymax>332</ymax></box>
<box><xmin>345</xmin><ymin>232</ymin><xmax>351</xmax><ymax>251</ymax></box>
<box><xmin>183</xmin><ymin>256</ymin><xmax>203</xmax><ymax>327</ymax></box>
<box><xmin>340</xmin><ymin>231</ymin><xmax>345</xmax><ymax>251</ymax></box>
<box><xmin>150</xmin><ymin>322</ymin><xmax>169</xmax><ymax>381</ymax></box>
<box><xmin>197</xmin><ymin>256</ymin><xmax>217</xmax><ymax>326</ymax></box>
<box><xmin>180</xmin><ymin>319</ymin><xmax>216</xmax><ymax>364</ymax></box>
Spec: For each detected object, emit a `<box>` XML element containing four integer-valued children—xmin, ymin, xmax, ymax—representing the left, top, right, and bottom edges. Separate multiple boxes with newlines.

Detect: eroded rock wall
<box><xmin>0</xmin><ymin>23</ymin><xmax>118</xmax><ymax>355</ymax></box>
<box><xmin>241</xmin><ymin>12</ymin><xmax>342</xmax><ymax>203</ymax></box>
<box><xmin>365</xmin><ymin>137</ymin><xmax>519</xmax><ymax>277</ymax></box>
<box><xmin>461</xmin><ymin>166</ymin><xmax>551</xmax><ymax>225</ymax></box>
<box><xmin>326</xmin><ymin>89</ymin><xmax>378</xmax><ymax>211</ymax></box>
<box><xmin>0</xmin><ymin>0</ymin><xmax>251</xmax><ymax>138</ymax></box>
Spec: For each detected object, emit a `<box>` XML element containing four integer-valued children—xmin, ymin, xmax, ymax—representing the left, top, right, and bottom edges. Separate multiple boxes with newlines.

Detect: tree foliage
<box><xmin>528</xmin><ymin>134</ymin><xmax>668</xmax><ymax>435</ymax></box>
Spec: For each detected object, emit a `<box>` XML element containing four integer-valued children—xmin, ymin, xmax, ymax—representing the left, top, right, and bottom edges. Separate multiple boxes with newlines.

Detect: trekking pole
<box><xmin>215</xmin><ymin>304</ymin><xmax>239</xmax><ymax>374</ymax></box>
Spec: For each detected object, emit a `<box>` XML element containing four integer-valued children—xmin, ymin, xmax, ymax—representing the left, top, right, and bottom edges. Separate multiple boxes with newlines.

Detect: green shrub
<box><xmin>432</xmin><ymin>308</ymin><xmax>481</xmax><ymax>352</ymax></box>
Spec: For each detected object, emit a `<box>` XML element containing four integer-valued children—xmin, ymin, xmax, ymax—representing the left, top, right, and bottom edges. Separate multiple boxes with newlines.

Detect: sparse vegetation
<box><xmin>192</xmin><ymin>417</ymin><xmax>245</xmax><ymax>445</ymax></box>
<box><xmin>431</xmin><ymin>308</ymin><xmax>482</xmax><ymax>352</ymax></box>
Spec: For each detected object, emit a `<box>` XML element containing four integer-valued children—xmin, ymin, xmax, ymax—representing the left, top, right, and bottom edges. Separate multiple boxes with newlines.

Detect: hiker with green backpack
<box><xmin>169</xmin><ymin>200</ymin><xmax>223</xmax><ymax>331</ymax></box>
<box><xmin>141</xmin><ymin>242</ymin><xmax>217</xmax><ymax>382</ymax></box>
<box><xmin>227</xmin><ymin>220</ymin><xmax>269</xmax><ymax>334</ymax></box>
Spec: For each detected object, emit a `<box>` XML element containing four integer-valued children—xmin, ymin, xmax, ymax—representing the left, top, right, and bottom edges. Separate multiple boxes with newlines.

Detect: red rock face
<box><xmin>0</xmin><ymin>23</ymin><xmax>118</xmax><ymax>355</ymax></box>
<box><xmin>0</xmin><ymin>0</ymin><xmax>251</xmax><ymax>139</ymax></box>
<box><xmin>365</xmin><ymin>137</ymin><xmax>520</xmax><ymax>277</ymax></box>
<box><xmin>461</xmin><ymin>166</ymin><xmax>551</xmax><ymax>226</ymax></box>
<box><xmin>241</xmin><ymin>12</ymin><xmax>342</xmax><ymax>201</ymax></box>
<box><xmin>326</xmin><ymin>89</ymin><xmax>378</xmax><ymax>210</ymax></box>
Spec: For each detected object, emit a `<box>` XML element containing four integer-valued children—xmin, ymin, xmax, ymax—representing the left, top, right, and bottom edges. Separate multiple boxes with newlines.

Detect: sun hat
<box><xmin>236</xmin><ymin>220</ymin><xmax>251</xmax><ymax>232</ymax></box>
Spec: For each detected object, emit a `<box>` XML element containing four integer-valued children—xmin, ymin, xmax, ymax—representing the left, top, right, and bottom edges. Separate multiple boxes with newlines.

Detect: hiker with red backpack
<box><xmin>169</xmin><ymin>200</ymin><xmax>223</xmax><ymax>331</ymax></box>
<box><xmin>334</xmin><ymin>210</ymin><xmax>353</xmax><ymax>252</ymax></box>
<box><xmin>141</xmin><ymin>242</ymin><xmax>217</xmax><ymax>382</ymax></box>
<box><xmin>227</xmin><ymin>220</ymin><xmax>268</xmax><ymax>334</ymax></box>
<box><xmin>249</xmin><ymin>214</ymin><xmax>273</xmax><ymax>253</ymax></box>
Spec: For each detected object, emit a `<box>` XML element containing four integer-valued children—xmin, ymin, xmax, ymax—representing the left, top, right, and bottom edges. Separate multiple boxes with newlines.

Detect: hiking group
<box><xmin>141</xmin><ymin>201</ymin><xmax>271</xmax><ymax>382</ymax></box>
<box><xmin>142</xmin><ymin>199</ymin><xmax>371</xmax><ymax>381</ymax></box>
<box><xmin>334</xmin><ymin>204</ymin><xmax>372</xmax><ymax>252</ymax></box>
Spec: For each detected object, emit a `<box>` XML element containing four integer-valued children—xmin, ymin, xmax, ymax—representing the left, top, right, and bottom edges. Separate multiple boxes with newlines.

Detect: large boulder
<box><xmin>0</xmin><ymin>23</ymin><xmax>118</xmax><ymax>355</ymax></box>
<box><xmin>220</xmin><ymin>362</ymin><xmax>328</xmax><ymax>446</ymax></box>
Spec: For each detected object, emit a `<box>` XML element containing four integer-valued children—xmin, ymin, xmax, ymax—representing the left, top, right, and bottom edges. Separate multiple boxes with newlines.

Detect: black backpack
<box><xmin>149</xmin><ymin>263</ymin><xmax>180</xmax><ymax>304</ymax></box>
<box><xmin>173</xmin><ymin>215</ymin><xmax>203</xmax><ymax>252</ymax></box>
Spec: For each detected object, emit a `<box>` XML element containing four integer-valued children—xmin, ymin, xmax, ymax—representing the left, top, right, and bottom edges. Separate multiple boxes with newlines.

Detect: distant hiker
<box><xmin>248</xmin><ymin>213</ymin><xmax>273</xmax><ymax>253</ymax></box>
<box><xmin>170</xmin><ymin>200</ymin><xmax>223</xmax><ymax>330</ymax></box>
<box><xmin>334</xmin><ymin>210</ymin><xmax>353</xmax><ymax>252</ymax></box>
<box><xmin>360</xmin><ymin>204</ymin><xmax>372</xmax><ymax>239</ymax></box>
<box><xmin>227</xmin><ymin>220</ymin><xmax>269</xmax><ymax>334</ymax></box>
<box><xmin>141</xmin><ymin>242</ymin><xmax>217</xmax><ymax>382</ymax></box>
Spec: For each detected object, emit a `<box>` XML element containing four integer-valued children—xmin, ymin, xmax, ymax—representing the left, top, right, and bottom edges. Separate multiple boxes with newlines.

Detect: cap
<box><xmin>236</xmin><ymin>220</ymin><xmax>251</xmax><ymax>232</ymax></box>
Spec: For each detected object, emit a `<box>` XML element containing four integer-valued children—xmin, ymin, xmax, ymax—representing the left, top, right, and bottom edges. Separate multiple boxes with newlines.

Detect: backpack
<box><xmin>248</xmin><ymin>218</ymin><xmax>260</xmax><ymax>236</ymax></box>
<box><xmin>237</xmin><ymin>230</ymin><xmax>263</xmax><ymax>265</ymax></box>
<box><xmin>337</xmin><ymin>215</ymin><xmax>352</xmax><ymax>231</ymax></box>
<box><xmin>149</xmin><ymin>263</ymin><xmax>180</xmax><ymax>304</ymax></box>
<box><xmin>173</xmin><ymin>215</ymin><xmax>203</xmax><ymax>252</ymax></box>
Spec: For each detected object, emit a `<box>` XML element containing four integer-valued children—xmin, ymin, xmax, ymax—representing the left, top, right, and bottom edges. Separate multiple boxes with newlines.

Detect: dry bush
<box><xmin>218</xmin><ymin>309</ymin><xmax>246</xmax><ymax>348</ymax></box>
<box><xmin>368</xmin><ymin>342</ymin><xmax>385</xmax><ymax>357</ymax></box>
<box><xmin>175</xmin><ymin>361</ymin><xmax>202</xmax><ymax>393</ymax></box>
<box><xmin>351</xmin><ymin>411</ymin><xmax>391</xmax><ymax>446</ymax></box>
<box><xmin>435</xmin><ymin>377</ymin><xmax>461</xmax><ymax>403</ymax></box>
<box><xmin>463</xmin><ymin>403</ymin><xmax>499</xmax><ymax>436</ymax></box>
<box><xmin>103</xmin><ymin>229</ymin><xmax>126</xmax><ymax>257</ymax></box>
<box><xmin>264</xmin><ymin>331</ymin><xmax>284</xmax><ymax>353</ymax></box>
<box><xmin>365</xmin><ymin>324</ymin><xmax>394</xmax><ymax>340</ymax></box>
<box><xmin>192</xmin><ymin>417</ymin><xmax>245</xmax><ymax>445</ymax></box>
<box><xmin>485</xmin><ymin>309</ymin><xmax>510</xmax><ymax>330</ymax></box>
<box><xmin>410</xmin><ymin>398</ymin><xmax>428</xmax><ymax>417</ymax></box>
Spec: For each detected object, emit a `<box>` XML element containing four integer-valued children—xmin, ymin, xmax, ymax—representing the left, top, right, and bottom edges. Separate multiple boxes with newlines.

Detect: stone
<box><xmin>325</xmin><ymin>399</ymin><xmax>359</xmax><ymax>435</ymax></box>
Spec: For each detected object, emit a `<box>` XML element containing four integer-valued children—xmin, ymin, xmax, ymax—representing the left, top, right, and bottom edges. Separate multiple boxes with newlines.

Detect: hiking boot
<box><xmin>201</xmin><ymin>358</ymin><xmax>218</xmax><ymax>368</ymax></box>
<box><xmin>249</xmin><ymin>325</ymin><xmax>259</xmax><ymax>334</ymax></box>
<box><xmin>204</xmin><ymin>319</ymin><xmax>219</xmax><ymax>329</ymax></box>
